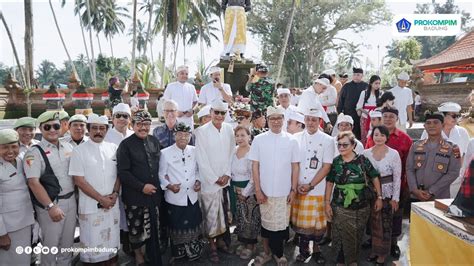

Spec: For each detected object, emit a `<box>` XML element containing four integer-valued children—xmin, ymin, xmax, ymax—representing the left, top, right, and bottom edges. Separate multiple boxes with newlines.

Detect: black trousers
<box><xmin>261</xmin><ymin>226</ymin><xmax>289</xmax><ymax>258</ymax></box>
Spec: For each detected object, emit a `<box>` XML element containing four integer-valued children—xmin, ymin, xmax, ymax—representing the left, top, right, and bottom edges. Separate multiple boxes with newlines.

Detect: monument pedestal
<box><xmin>218</xmin><ymin>59</ymin><xmax>255</xmax><ymax>97</ymax></box>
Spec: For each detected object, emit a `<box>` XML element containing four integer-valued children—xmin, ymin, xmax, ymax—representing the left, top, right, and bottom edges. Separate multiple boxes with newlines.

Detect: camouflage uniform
<box><xmin>250</xmin><ymin>126</ymin><xmax>267</xmax><ymax>141</ymax></box>
<box><xmin>247</xmin><ymin>77</ymin><xmax>275</xmax><ymax>113</ymax></box>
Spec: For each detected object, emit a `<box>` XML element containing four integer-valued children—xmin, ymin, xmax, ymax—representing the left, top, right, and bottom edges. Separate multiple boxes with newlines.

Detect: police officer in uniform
<box><xmin>0</xmin><ymin>129</ymin><xmax>35</xmax><ymax>265</ymax></box>
<box><xmin>407</xmin><ymin>111</ymin><xmax>461</xmax><ymax>206</ymax></box>
<box><xmin>24</xmin><ymin>111</ymin><xmax>77</xmax><ymax>265</ymax></box>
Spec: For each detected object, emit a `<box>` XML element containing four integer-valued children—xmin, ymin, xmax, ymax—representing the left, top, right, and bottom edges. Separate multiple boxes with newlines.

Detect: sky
<box><xmin>0</xmin><ymin>0</ymin><xmax>473</xmax><ymax>78</ymax></box>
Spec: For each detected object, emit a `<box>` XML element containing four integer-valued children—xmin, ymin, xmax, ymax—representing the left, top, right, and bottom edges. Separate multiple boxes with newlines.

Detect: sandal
<box><xmin>240</xmin><ymin>248</ymin><xmax>253</xmax><ymax>260</ymax></box>
<box><xmin>295</xmin><ymin>253</ymin><xmax>310</xmax><ymax>262</ymax></box>
<box><xmin>209</xmin><ymin>250</ymin><xmax>219</xmax><ymax>263</ymax></box>
<box><xmin>273</xmin><ymin>255</ymin><xmax>288</xmax><ymax>266</ymax></box>
<box><xmin>254</xmin><ymin>252</ymin><xmax>272</xmax><ymax>266</ymax></box>
<box><xmin>312</xmin><ymin>251</ymin><xmax>326</xmax><ymax>264</ymax></box>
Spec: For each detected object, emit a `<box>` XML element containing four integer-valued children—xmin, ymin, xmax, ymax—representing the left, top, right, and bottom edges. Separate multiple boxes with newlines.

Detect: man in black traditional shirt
<box><xmin>337</xmin><ymin>67</ymin><xmax>368</xmax><ymax>140</ymax></box>
<box><xmin>117</xmin><ymin>110</ymin><xmax>162</xmax><ymax>265</ymax></box>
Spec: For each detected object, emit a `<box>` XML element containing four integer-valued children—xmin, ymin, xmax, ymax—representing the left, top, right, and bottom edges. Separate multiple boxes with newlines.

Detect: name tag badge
<box><xmin>309</xmin><ymin>156</ymin><xmax>319</xmax><ymax>169</ymax></box>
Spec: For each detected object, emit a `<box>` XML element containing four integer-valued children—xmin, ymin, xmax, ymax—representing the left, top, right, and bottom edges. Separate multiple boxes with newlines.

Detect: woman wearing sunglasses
<box><xmin>325</xmin><ymin>131</ymin><xmax>383</xmax><ymax>266</ymax></box>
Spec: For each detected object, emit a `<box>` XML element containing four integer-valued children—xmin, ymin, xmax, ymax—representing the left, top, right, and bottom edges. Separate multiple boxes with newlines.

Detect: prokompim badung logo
<box><xmin>396</xmin><ymin>18</ymin><xmax>411</xmax><ymax>33</ymax></box>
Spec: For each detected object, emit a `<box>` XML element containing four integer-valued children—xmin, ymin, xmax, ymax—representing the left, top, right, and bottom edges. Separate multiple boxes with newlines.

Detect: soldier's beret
<box><xmin>0</xmin><ymin>129</ymin><xmax>19</xmax><ymax>145</ymax></box>
<box><xmin>37</xmin><ymin>111</ymin><xmax>60</xmax><ymax>126</ymax></box>
<box><xmin>14</xmin><ymin>117</ymin><xmax>36</xmax><ymax>129</ymax></box>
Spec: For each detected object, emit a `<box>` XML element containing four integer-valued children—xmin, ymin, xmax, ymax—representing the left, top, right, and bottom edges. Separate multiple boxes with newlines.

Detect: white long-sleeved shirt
<box><xmin>159</xmin><ymin>144</ymin><xmax>200</xmax><ymax>206</ymax></box>
<box><xmin>195</xmin><ymin>122</ymin><xmax>235</xmax><ymax>193</ymax></box>
<box><xmin>318</xmin><ymin>85</ymin><xmax>338</xmax><ymax>114</ymax></box>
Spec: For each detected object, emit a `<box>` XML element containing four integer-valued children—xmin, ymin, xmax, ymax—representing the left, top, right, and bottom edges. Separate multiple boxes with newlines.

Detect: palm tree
<box><xmin>341</xmin><ymin>42</ymin><xmax>363</xmax><ymax>69</ymax></box>
<box><xmin>153</xmin><ymin>0</ymin><xmax>205</xmax><ymax>86</ymax></box>
<box><xmin>36</xmin><ymin>60</ymin><xmax>58</xmax><ymax>86</ymax></box>
<box><xmin>24</xmin><ymin>0</ymin><xmax>34</xmax><ymax>89</ymax></box>
<box><xmin>276</xmin><ymin>0</ymin><xmax>298</xmax><ymax>84</ymax></box>
<box><xmin>185</xmin><ymin>13</ymin><xmax>219</xmax><ymax>65</ymax></box>
<box><xmin>139</xmin><ymin>0</ymin><xmax>156</xmax><ymax>60</ymax></box>
<box><xmin>128</xmin><ymin>20</ymin><xmax>147</xmax><ymax>57</ymax></box>
<box><xmin>48</xmin><ymin>0</ymin><xmax>78</xmax><ymax>79</ymax></box>
<box><xmin>102</xmin><ymin>0</ymin><xmax>129</xmax><ymax>57</ymax></box>
<box><xmin>131</xmin><ymin>0</ymin><xmax>138</xmax><ymax>78</ymax></box>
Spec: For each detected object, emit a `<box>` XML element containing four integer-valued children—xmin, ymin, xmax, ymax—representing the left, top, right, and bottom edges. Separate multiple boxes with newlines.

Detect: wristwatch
<box><xmin>45</xmin><ymin>202</ymin><xmax>55</xmax><ymax>211</ymax></box>
<box><xmin>309</xmin><ymin>184</ymin><xmax>315</xmax><ymax>191</ymax></box>
<box><xmin>377</xmin><ymin>195</ymin><xmax>383</xmax><ymax>200</ymax></box>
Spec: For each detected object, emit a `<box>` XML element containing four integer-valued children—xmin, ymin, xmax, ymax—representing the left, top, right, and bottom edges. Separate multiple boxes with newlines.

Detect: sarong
<box><xmin>167</xmin><ymin>199</ymin><xmax>203</xmax><ymax>260</ymax></box>
<box><xmin>371</xmin><ymin>199</ymin><xmax>393</xmax><ymax>257</ymax></box>
<box><xmin>360</xmin><ymin>106</ymin><xmax>376</xmax><ymax>146</ymax></box>
<box><xmin>200</xmin><ymin>188</ymin><xmax>230</xmax><ymax>240</ymax></box>
<box><xmin>223</xmin><ymin>6</ymin><xmax>247</xmax><ymax>55</ymax></box>
<box><xmin>78</xmin><ymin>205</ymin><xmax>120</xmax><ymax>263</ymax></box>
<box><xmin>260</xmin><ymin>196</ymin><xmax>291</xmax><ymax>232</ymax></box>
<box><xmin>291</xmin><ymin>194</ymin><xmax>326</xmax><ymax>236</ymax></box>
<box><xmin>332</xmin><ymin>204</ymin><xmax>370</xmax><ymax>264</ymax></box>
<box><xmin>233</xmin><ymin>182</ymin><xmax>260</xmax><ymax>244</ymax></box>
<box><xmin>124</xmin><ymin>204</ymin><xmax>162</xmax><ymax>265</ymax></box>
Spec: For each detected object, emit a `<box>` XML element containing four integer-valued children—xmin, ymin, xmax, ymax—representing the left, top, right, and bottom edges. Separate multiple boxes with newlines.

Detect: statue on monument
<box><xmin>221</xmin><ymin>0</ymin><xmax>251</xmax><ymax>59</ymax></box>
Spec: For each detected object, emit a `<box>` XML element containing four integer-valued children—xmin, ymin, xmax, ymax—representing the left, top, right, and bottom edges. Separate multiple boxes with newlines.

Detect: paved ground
<box><xmin>72</xmin><ymin>220</ymin><xmax>410</xmax><ymax>266</ymax></box>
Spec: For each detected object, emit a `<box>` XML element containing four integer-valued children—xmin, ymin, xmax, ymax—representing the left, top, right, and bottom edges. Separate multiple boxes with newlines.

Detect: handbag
<box><xmin>29</xmin><ymin>145</ymin><xmax>62</xmax><ymax>208</ymax></box>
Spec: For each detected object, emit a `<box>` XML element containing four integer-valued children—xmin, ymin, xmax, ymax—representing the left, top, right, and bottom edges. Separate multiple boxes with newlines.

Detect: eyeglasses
<box><xmin>42</xmin><ymin>123</ymin><xmax>61</xmax><ymax>131</ymax></box>
<box><xmin>163</xmin><ymin>109</ymin><xmax>177</xmax><ymax>113</ymax></box>
<box><xmin>135</xmin><ymin>122</ymin><xmax>152</xmax><ymax>128</ymax></box>
<box><xmin>213</xmin><ymin>110</ymin><xmax>227</xmax><ymax>116</ymax></box>
<box><xmin>337</xmin><ymin>142</ymin><xmax>351</xmax><ymax>149</ymax></box>
<box><xmin>114</xmin><ymin>114</ymin><xmax>129</xmax><ymax>119</ymax></box>
<box><xmin>446</xmin><ymin>113</ymin><xmax>459</xmax><ymax>119</ymax></box>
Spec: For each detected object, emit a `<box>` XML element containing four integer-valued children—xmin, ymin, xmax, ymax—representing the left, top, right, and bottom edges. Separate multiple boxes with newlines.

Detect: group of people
<box><xmin>0</xmin><ymin>64</ymin><xmax>471</xmax><ymax>266</ymax></box>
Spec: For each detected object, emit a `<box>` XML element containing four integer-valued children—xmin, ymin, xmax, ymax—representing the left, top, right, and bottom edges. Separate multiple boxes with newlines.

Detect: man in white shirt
<box><xmin>103</xmin><ymin>103</ymin><xmax>134</xmax><ymax>254</ymax></box>
<box><xmin>276</xmin><ymin>88</ymin><xmax>297</xmax><ymax>132</ymax></box>
<box><xmin>105</xmin><ymin>103</ymin><xmax>134</xmax><ymax>146</ymax></box>
<box><xmin>198</xmin><ymin>67</ymin><xmax>233</xmax><ymax>107</ymax></box>
<box><xmin>61</xmin><ymin>114</ymin><xmax>88</xmax><ymax>146</ymax></box>
<box><xmin>159</xmin><ymin>123</ymin><xmax>203</xmax><ymax>262</ymax></box>
<box><xmin>290</xmin><ymin>88</ymin><xmax>300</xmax><ymax>106</ymax></box>
<box><xmin>333</xmin><ymin>113</ymin><xmax>364</xmax><ymax>156</ymax></box>
<box><xmin>291</xmin><ymin>108</ymin><xmax>334</xmax><ymax>263</ymax></box>
<box><xmin>249</xmin><ymin>106</ymin><xmax>300</xmax><ymax>265</ymax></box>
<box><xmin>297</xmin><ymin>78</ymin><xmax>332</xmax><ymax>131</ymax></box>
<box><xmin>389</xmin><ymin>72</ymin><xmax>413</xmax><ymax>132</ymax></box>
<box><xmin>287</xmin><ymin>111</ymin><xmax>305</xmax><ymax>134</ymax></box>
<box><xmin>69</xmin><ymin>114</ymin><xmax>120</xmax><ymax>264</ymax></box>
<box><xmin>194</xmin><ymin>100</ymin><xmax>235</xmax><ymax>262</ymax></box>
<box><xmin>163</xmin><ymin>65</ymin><xmax>199</xmax><ymax>128</ymax></box>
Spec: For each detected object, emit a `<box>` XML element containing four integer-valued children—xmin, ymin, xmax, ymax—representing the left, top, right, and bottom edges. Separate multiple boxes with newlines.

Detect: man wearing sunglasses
<box><xmin>61</xmin><ymin>114</ymin><xmax>88</xmax><ymax>147</ymax></box>
<box><xmin>104</xmin><ymin>103</ymin><xmax>134</xmax><ymax>146</ymax></box>
<box><xmin>195</xmin><ymin>100</ymin><xmax>235</xmax><ymax>262</ymax></box>
<box><xmin>117</xmin><ymin>110</ymin><xmax>162</xmax><ymax>265</ymax></box>
<box><xmin>24</xmin><ymin>111</ymin><xmax>77</xmax><ymax>265</ymax></box>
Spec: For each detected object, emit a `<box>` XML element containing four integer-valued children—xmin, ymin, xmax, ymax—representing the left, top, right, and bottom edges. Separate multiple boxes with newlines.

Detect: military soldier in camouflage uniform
<box><xmin>247</xmin><ymin>64</ymin><xmax>275</xmax><ymax>113</ymax></box>
<box><xmin>250</xmin><ymin>110</ymin><xmax>267</xmax><ymax>140</ymax></box>
<box><xmin>407</xmin><ymin>111</ymin><xmax>461</xmax><ymax>204</ymax></box>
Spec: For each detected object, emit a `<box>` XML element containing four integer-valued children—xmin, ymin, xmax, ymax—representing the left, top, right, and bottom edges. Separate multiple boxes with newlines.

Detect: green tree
<box><xmin>36</xmin><ymin>60</ymin><xmax>58</xmax><ymax>86</ymax></box>
<box><xmin>339</xmin><ymin>42</ymin><xmax>364</xmax><ymax>70</ymax></box>
<box><xmin>248</xmin><ymin>0</ymin><xmax>390</xmax><ymax>86</ymax></box>
<box><xmin>415</xmin><ymin>0</ymin><xmax>472</xmax><ymax>58</ymax></box>
<box><xmin>128</xmin><ymin>20</ymin><xmax>148</xmax><ymax>57</ymax></box>
<box><xmin>386</xmin><ymin>38</ymin><xmax>422</xmax><ymax>65</ymax></box>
